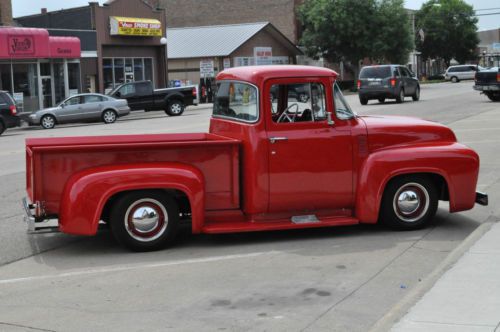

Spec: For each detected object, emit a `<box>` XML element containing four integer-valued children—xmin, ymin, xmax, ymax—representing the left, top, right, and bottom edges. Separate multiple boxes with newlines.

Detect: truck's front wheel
<box><xmin>165</xmin><ymin>100</ymin><xmax>185</xmax><ymax>116</ymax></box>
<box><xmin>379</xmin><ymin>175</ymin><xmax>438</xmax><ymax>230</ymax></box>
<box><xmin>110</xmin><ymin>191</ymin><xmax>179</xmax><ymax>251</ymax></box>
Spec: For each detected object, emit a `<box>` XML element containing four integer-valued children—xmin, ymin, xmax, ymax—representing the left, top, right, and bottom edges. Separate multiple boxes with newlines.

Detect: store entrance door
<box><xmin>41</xmin><ymin>76</ymin><xmax>53</xmax><ymax>108</ymax></box>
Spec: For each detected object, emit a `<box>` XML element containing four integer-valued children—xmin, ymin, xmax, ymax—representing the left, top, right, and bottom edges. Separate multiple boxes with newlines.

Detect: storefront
<box><xmin>14</xmin><ymin>0</ymin><xmax>167</xmax><ymax>95</ymax></box>
<box><xmin>0</xmin><ymin>27</ymin><xmax>81</xmax><ymax>112</ymax></box>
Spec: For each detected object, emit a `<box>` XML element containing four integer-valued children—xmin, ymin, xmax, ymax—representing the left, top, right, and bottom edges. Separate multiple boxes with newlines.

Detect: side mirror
<box><xmin>115</xmin><ymin>91</ymin><xmax>121</xmax><ymax>98</ymax></box>
<box><xmin>60</xmin><ymin>103</ymin><xmax>65</xmax><ymax>108</ymax></box>
<box><xmin>327</xmin><ymin>112</ymin><xmax>335</xmax><ymax>126</ymax></box>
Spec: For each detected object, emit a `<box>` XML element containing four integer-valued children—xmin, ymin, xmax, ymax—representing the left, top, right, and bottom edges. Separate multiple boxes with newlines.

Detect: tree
<box><xmin>298</xmin><ymin>0</ymin><xmax>414</xmax><ymax>76</ymax></box>
<box><xmin>372</xmin><ymin>0</ymin><xmax>414</xmax><ymax>64</ymax></box>
<box><xmin>416</xmin><ymin>0</ymin><xmax>479</xmax><ymax>66</ymax></box>
<box><xmin>298</xmin><ymin>0</ymin><xmax>377</xmax><ymax>76</ymax></box>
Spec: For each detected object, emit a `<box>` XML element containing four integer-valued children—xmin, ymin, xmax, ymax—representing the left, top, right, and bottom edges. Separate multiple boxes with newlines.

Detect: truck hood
<box><xmin>359</xmin><ymin>115</ymin><xmax>457</xmax><ymax>152</ymax></box>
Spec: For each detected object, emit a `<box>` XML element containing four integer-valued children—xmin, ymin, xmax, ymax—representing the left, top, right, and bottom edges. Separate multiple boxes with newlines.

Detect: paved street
<box><xmin>0</xmin><ymin>81</ymin><xmax>498</xmax><ymax>332</ymax></box>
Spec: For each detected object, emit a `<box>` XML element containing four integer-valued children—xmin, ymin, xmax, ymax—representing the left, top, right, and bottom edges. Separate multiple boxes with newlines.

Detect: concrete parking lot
<box><xmin>0</xmin><ymin>81</ymin><xmax>498</xmax><ymax>332</ymax></box>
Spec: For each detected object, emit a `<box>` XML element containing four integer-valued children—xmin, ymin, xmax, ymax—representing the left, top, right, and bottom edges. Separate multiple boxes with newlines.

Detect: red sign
<box><xmin>8</xmin><ymin>35</ymin><xmax>36</xmax><ymax>56</ymax></box>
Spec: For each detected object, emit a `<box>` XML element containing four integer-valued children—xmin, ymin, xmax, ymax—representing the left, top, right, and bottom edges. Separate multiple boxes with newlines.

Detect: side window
<box><xmin>118</xmin><ymin>84</ymin><xmax>135</xmax><ymax>96</ymax></box>
<box><xmin>400</xmin><ymin>67</ymin><xmax>409</xmax><ymax>77</ymax></box>
<box><xmin>448</xmin><ymin>67</ymin><xmax>456</xmax><ymax>73</ymax></box>
<box><xmin>136</xmin><ymin>82</ymin><xmax>150</xmax><ymax>95</ymax></box>
<box><xmin>213</xmin><ymin>81</ymin><xmax>258</xmax><ymax>122</ymax></box>
<box><xmin>393</xmin><ymin>67</ymin><xmax>401</xmax><ymax>77</ymax></box>
<box><xmin>64</xmin><ymin>96</ymin><xmax>81</xmax><ymax>106</ymax></box>
<box><xmin>84</xmin><ymin>95</ymin><xmax>103</xmax><ymax>103</ymax></box>
<box><xmin>270</xmin><ymin>82</ymin><xmax>326</xmax><ymax>123</ymax></box>
<box><xmin>333</xmin><ymin>84</ymin><xmax>355</xmax><ymax>120</ymax></box>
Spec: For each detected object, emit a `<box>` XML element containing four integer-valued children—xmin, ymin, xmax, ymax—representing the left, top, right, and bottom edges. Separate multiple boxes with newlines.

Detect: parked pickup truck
<box><xmin>107</xmin><ymin>80</ymin><xmax>198</xmax><ymax>116</ymax></box>
<box><xmin>23</xmin><ymin>65</ymin><xmax>488</xmax><ymax>251</ymax></box>
<box><xmin>473</xmin><ymin>67</ymin><xmax>500</xmax><ymax>102</ymax></box>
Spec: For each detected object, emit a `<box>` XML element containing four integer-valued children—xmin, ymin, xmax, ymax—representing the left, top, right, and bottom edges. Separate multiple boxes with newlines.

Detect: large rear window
<box><xmin>359</xmin><ymin>66</ymin><xmax>392</xmax><ymax>79</ymax></box>
<box><xmin>213</xmin><ymin>81</ymin><xmax>258</xmax><ymax>122</ymax></box>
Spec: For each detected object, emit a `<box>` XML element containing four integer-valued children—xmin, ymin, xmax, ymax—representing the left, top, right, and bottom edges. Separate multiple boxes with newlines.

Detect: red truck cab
<box><xmin>23</xmin><ymin>65</ymin><xmax>488</xmax><ymax>251</ymax></box>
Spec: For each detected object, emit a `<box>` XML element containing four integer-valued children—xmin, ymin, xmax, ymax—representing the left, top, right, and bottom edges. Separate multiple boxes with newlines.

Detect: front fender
<box><xmin>355</xmin><ymin>143</ymin><xmax>479</xmax><ymax>223</ymax></box>
<box><xmin>60</xmin><ymin>162</ymin><xmax>205</xmax><ymax>235</ymax></box>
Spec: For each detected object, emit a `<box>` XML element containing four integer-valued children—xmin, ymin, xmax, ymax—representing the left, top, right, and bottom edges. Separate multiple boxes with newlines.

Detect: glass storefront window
<box><xmin>103</xmin><ymin>59</ymin><xmax>114</xmax><ymax>92</ymax></box>
<box><xmin>144</xmin><ymin>58</ymin><xmax>153</xmax><ymax>83</ymax></box>
<box><xmin>113</xmin><ymin>58</ymin><xmax>124</xmax><ymax>86</ymax></box>
<box><xmin>134</xmin><ymin>58</ymin><xmax>144</xmax><ymax>81</ymax></box>
<box><xmin>53</xmin><ymin>62</ymin><xmax>65</xmax><ymax>104</ymax></box>
<box><xmin>12</xmin><ymin>63</ymin><xmax>39</xmax><ymax>112</ymax></box>
<box><xmin>0</xmin><ymin>64</ymin><xmax>12</xmax><ymax>92</ymax></box>
<box><xmin>68</xmin><ymin>62</ymin><xmax>81</xmax><ymax>94</ymax></box>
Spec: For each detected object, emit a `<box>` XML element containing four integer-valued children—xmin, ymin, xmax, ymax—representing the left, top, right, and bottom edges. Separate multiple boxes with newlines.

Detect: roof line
<box><xmin>168</xmin><ymin>21</ymin><xmax>269</xmax><ymax>31</ymax></box>
<box><xmin>224</xmin><ymin>23</ymin><xmax>269</xmax><ymax>55</ymax></box>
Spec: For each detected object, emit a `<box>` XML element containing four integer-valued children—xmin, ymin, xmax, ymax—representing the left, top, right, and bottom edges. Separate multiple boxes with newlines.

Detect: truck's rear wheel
<box><xmin>486</xmin><ymin>92</ymin><xmax>500</xmax><ymax>102</ymax></box>
<box><xmin>379</xmin><ymin>175</ymin><xmax>438</xmax><ymax>230</ymax></box>
<box><xmin>110</xmin><ymin>191</ymin><xmax>179</xmax><ymax>251</ymax></box>
<box><xmin>166</xmin><ymin>100</ymin><xmax>184</xmax><ymax>116</ymax></box>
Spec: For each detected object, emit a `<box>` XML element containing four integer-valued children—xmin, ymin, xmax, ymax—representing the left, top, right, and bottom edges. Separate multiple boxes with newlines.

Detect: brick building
<box><xmin>0</xmin><ymin>0</ymin><xmax>13</xmax><ymax>26</ymax></box>
<box><xmin>157</xmin><ymin>0</ymin><xmax>304</xmax><ymax>44</ymax></box>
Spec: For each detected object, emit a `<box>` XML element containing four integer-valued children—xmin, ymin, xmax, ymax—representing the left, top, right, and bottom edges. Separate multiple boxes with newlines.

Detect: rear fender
<box><xmin>60</xmin><ymin>162</ymin><xmax>205</xmax><ymax>235</ymax></box>
<box><xmin>355</xmin><ymin>143</ymin><xmax>479</xmax><ymax>223</ymax></box>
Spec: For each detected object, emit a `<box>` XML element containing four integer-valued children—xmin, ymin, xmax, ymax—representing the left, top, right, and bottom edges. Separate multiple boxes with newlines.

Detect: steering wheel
<box><xmin>277</xmin><ymin>103</ymin><xmax>299</xmax><ymax>123</ymax></box>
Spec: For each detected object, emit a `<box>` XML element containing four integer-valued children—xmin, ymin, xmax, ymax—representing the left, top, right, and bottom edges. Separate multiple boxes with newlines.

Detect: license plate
<box><xmin>369</xmin><ymin>81</ymin><xmax>380</xmax><ymax>85</ymax></box>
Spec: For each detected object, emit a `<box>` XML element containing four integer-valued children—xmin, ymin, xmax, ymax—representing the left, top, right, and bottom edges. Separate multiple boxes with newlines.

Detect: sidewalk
<box><xmin>391</xmin><ymin>221</ymin><xmax>500</xmax><ymax>331</ymax></box>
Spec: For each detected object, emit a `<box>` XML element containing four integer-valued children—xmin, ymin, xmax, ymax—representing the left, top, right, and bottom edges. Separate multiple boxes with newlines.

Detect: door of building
<box><xmin>125</xmin><ymin>72</ymin><xmax>134</xmax><ymax>83</ymax></box>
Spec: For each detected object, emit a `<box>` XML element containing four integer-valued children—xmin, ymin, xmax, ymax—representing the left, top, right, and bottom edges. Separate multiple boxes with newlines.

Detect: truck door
<box><xmin>265</xmin><ymin>79</ymin><xmax>353</xmax><ymax>213</ymax></box>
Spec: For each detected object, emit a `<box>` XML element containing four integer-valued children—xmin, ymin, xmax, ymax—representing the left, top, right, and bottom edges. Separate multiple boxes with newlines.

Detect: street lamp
<box><xmin>160</xmin><ymin>37</ymin><xmax>168</xmax><ymax>86</ymax></box>
<box><xmin>482</xmin><ymin>50</ymin><xmax>486</xmax><ymax>67</ymax></box>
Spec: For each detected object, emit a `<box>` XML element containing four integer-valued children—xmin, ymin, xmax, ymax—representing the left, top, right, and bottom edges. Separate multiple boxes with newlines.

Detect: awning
<box><xmin>49</xmin><ymin>36</ymin><xmax>81</xmax><ymax>58</ymax></box>
<box><xmin>110</xmin><ymin>16</ymin><xmax>162</xmax><ymax>37</ymax></box>
<box><xmin>0</xmin><ymin>27</ymin><xmax>81</xmax><ymax>59</ymax></box>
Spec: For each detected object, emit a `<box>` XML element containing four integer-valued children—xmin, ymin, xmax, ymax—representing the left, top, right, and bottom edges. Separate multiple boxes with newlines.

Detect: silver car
<box><xmin>444</xmin><ymin>65</ymin><xmax>484</xmax><ymax>83</ymax></box>
<box><xmin>29</xmin><ymin>93</ymin><xmax>130</xmax><ymax>129</ymax></box>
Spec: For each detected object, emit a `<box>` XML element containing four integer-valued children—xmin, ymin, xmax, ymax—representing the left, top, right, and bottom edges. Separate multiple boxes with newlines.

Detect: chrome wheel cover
<box><xmin>393</xmin><ymin>182</ymin><xmax>429</xmax><ymax>223</ymax></box>
<box><xmin>125</xmin><ymin>198</ymin><xmax>168</xmax><ymax>242</ymax></box>
<box><xmin>103</xmin><ymin>111</ymin><xmax>116</xmax><ymax>123</ymax></box>
<box><xmin>170</xmin><ymin>103</ymin><xmax>182</xmax><ymax>114</ymax></box>
<box><xmin>42</xmin><ymin>116</ymin><xmax>55</xmax><ymax>128</ymax></box>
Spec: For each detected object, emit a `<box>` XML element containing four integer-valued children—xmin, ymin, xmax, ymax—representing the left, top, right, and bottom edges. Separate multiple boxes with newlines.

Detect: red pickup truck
<box><xmin>23</xmin><ymin>66</ymin><xmax>488</xmax><ymax>251</ymax></box>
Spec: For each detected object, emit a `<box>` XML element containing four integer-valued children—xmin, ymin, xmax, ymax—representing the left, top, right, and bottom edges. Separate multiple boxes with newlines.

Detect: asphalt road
<box><xmin>0</xmin><ymin>81</ymin><xmax>498</xmax><ymax>332</ymax></box>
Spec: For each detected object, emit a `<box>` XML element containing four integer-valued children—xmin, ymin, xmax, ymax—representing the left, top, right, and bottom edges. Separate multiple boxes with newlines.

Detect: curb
<box><xmin>370</xmin><ymin>216</ymin><xmax>497</xmax><ymax>332</ymax></box>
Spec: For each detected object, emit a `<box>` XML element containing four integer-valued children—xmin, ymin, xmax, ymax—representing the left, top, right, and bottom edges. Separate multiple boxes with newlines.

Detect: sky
<box><xmin>11</xmin><ymin>0</ymin><xmax>500</xmax><ymax>31</ymax></box>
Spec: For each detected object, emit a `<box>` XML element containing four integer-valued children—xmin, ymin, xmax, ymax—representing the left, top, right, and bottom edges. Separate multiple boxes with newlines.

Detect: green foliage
<box><xmin>298</xmin><ymin>0</ymin><xmax>413</xmax><ymax>66</ymax></box>
<box><xmin>372</xmin><ymin>0</ymin><xmax>414</xmax><ymax>64</ymax></box>
<box><xmin>416</xmin><ymin>0</ymin><xmax>479</xmax><ymax>65</ymax></box>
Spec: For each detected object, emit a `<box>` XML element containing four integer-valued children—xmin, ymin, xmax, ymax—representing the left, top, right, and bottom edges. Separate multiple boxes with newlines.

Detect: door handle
<box><xmin>269</xmin><ymin>137</ymin><xmax>288</xmax><ymax>144</ymax></box>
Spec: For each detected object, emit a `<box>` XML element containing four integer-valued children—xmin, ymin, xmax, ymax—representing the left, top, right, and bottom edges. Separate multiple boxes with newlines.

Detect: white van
<box><xmin>445</xmin><ymin>65</ymin><xmax>482</xmax><ymax>82</ymax></box>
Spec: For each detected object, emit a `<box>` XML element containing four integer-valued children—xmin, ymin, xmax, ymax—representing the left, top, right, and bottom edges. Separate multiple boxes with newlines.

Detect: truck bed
<box><xmin>26</xmin><ymin>133</ymin><xmax>240</xmax><ymax>216</ymax></box>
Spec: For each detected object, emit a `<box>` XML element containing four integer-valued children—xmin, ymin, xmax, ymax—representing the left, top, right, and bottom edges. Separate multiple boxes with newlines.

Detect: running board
<box><xmin>202</xmin><ymin>216</ymin><xmax>359</xmax><ymax>234</ymax></box>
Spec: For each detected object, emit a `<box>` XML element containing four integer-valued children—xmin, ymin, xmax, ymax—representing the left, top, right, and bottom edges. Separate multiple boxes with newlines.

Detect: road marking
<box><xmin>0</xmin><ymin>251</ymin><xmax>281</xmax><ymax>285</ymax></box>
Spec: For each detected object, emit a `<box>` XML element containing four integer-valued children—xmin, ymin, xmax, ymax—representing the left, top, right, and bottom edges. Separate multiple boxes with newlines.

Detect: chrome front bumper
<box><xmin>22</xmin><ymin>197</ymin><xmax>59</xmax><ymax>233</ymax></box>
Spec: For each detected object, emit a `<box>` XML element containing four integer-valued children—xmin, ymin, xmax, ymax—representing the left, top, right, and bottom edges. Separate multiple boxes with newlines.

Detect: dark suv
<box><xmin>358</xmin><ymin>65</ymin><xmax>420</xmax><ymax>105</ymax></box>
<box><xmin>0</xmin><ymin>91</ymin><xmax>21</xmax><ymax>135</ymax></box>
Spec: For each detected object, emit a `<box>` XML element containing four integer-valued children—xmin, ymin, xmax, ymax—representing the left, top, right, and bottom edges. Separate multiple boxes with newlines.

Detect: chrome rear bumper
<box><xmin>22</xmin><ymin>197</ymin><xmax>59</xmax><ymax>233</ymax></box>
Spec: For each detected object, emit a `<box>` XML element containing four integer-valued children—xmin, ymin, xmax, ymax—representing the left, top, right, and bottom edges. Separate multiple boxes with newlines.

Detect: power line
<box><xmin>475</xmin><ymin>12</ymin><xmax>500</xmax><ymax>16</ymax></box>
<box><xmin>474</xmin><ymin>7</ymin><xmax>500</xmax><ymax>12</ymax></box>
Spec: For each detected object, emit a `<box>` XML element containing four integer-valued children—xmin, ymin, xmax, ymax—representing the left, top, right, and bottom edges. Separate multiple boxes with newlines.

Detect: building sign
<box><xmin>254</xmin><ymin>47</ymin><xmax>272</xmax><ymax>65</ymax></box>
<box><xmin>8</xmin><ymin>36</ymin><xmax>35</xmax><ymax>56</ymax></box>
<box><xmin>223</xmin><ymin>58</ymin><xmax>231</xmax><ymax>70</ymax></box>
<box><xmin>272</xmin><ymin>56</ymin><xmax>290</xmax><ymax>65</ymax></box>
<box><xmin>110</xmin><ymin>16</ymin><xmax>162</xmax><ymax>37</ymax></box>
<box><xmin>200</xmin><ymin>59</ymin><xmax>215</xmax><ymax>78</ymax></box>
<box><xmin>234</xmin><ymin>57</ymin><xmax>255</xmax><ymax>67</ymax></box>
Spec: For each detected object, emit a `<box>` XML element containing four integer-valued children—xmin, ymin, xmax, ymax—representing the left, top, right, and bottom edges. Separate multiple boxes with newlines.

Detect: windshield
<box><xmin>359</xmin><ymin>66</ymin><xmax>392</xmax><ymax>79</ymax></box>
<box><xmin>108</xmin><ymin>84</ymin><xmax>122</xmax><ymax>96</ymax></box>
<box><xmin>213</xmin><ymin>81</ymin><xmax>259</xmax><ymax>122</ymax></box>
